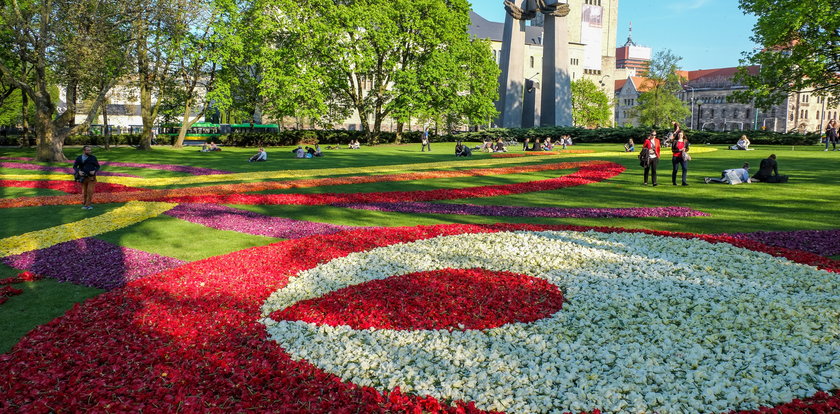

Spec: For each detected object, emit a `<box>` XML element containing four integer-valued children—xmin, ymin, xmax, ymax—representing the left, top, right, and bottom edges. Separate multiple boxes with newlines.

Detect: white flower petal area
<box><xmin>261</xmin><ymin>231</ymin><xmax>840</xmax><ymax>414</ymax></box>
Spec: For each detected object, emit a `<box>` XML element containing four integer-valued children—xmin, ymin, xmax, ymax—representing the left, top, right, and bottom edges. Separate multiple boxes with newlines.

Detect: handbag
<box><xmin>682</xmin><ymin>151</ymin><xmax>691</xmax><ymax>162</ymax></box>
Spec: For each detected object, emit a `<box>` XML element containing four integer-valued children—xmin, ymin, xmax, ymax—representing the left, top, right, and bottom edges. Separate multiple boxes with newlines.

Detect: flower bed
<box><xmin>334</xmin><ymin>202</ymin><xmax>709</xmax><ymax>218</ymax></box>
<box><xmin>0</xmin><ymin>179</ymin><xmax>143</xmax><ymax>194</ymax></box>
<box><xmin>165</xmin><ymin>203</ymin><xmax>364</xmax><ymax>239</ymax></box>
<box><xmin>0</xmin><ymin>161</ymin><xmax>623</xmax><ymax>209</ymax></box>
<box><xmin>727</xmin><ymin>229</ymin><xmax>840</xmax><ymax>257</ymax></box>
<box><xmin>0</xmin><ymin>162</ymin><xmax>140</xmax><ymax>177</ymax></box>
<box><xmin>0</xmin><ymin>224</ymin><xmax>837</xmax><ymax>413</ymax></box>
<box><xmin>0</xmin><ymin>201</ymin><xmax>176</xmax><ymax>257</ymax></box>
<box><xmin>2</xmin><ymin>238</ymin><xmax>185</xmax><ymax>290</ymax></box>
<box><xmin>164</xmin><ymin>161</ymin><xmax>624</xmax><ymax>206</ymax></box>
<box><xmin>0</xmin><ymin>157</ymin><xmax>231</xmax><ymax>175</ymax></box>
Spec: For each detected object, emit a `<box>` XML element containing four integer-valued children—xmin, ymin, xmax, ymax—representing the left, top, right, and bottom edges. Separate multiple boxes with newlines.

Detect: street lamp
<box><xmin>685</xmin><ymin>85</ymin><xmax>695</xmax><ymax>129</ymax></box>
<box><xmin>696</xmin><ymin>102</ymin><xmax>703</xmax><ymax>131</ymax></box>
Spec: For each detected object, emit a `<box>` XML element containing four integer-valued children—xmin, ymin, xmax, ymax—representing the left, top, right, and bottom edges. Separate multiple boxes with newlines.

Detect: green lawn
<box><xmin>1</xmin><ymin>143</ymin><xmax>838</xmax><ymax>353</ymax></box>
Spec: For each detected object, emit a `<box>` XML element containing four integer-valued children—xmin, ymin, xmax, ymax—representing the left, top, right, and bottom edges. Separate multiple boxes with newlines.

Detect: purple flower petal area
<box><xmin>333</xmin><ymin>202</ymin><xmax>711</xmax><ymax>218</ymax></box>
<box><xmin>1</xmin><ymin>162</ymin><xmax>140</xmax><ymax>177</ymax></box>
<box><xmin>726</xmin><ymin>229</ymin><xmax>840</xmax><ymax>257</ymax></box>
<box><xmin>1</xmin><ymin>238</ymin><xmax>186</xmax><ymax>290</ymax></box>
<box><xmin>1</xmin><ymin>157</ymin><xmax>230</xmax><ymax>176</ymax></box>
<box><xmin>164</xmin><ymin>203</ymin><xmax>365</xmax><ymax>239</ymax></box>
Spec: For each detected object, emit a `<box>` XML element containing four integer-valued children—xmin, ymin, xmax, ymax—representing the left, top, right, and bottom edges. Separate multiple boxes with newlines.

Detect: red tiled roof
<box><xmin>684</xmin><ymin>65</ymin><xmax>760</xmax><ymax>81</ymax></box>
<box><xmin>614</xmin><ymin>79</ymin><xmax>627</xmax><ymax>91</ymax></box>
<box><xmin>631</xmin><ymin>76</ymin><xmax>655</xmax><ymax>92</ymax></box>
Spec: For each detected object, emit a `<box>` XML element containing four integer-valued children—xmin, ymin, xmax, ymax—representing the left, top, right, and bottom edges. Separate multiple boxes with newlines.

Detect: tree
<box><xmin>571</xmin><ymin>79</ymin><xmax>612</xmax><ymax>128</ymax></box>
<box><xmin>733</xmin><ymin>0</ymin><xmax>840</xmax><ymax>108</ymax></box>
<box><xmin>634</xmin><ymin>50</ymin><xmax>690</xmax><ymax>128</ymax></box>
<box><xmin>0</xmin><ymin>0</ymin><xmax>133</xmax><ymax>161</ymax></box>
<box><xmin>268</xmin><ymin>0</ymin><xmax>498</xmax><ymax>142</ymax></box>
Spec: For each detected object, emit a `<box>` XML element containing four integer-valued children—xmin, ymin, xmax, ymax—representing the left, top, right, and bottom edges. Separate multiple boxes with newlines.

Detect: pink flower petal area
<box><xmin>0</xmin><ymin>157</ymin><xmax>230</xmax><ymax>175</ymax></box>
<box><xmin>0</xmin><ymin>161</ymin><xmax>139</xmax><ymax>177</ymax></box>
<box><xmin>0</xmin><ymin>224</ymin><xmax>836</xmax><ymax>413</ymax></box>
<box><xmin>726</xmin><ymin>229</ymin><xmax>840</xmax><ymax>257</ymax></box>
<box><xmin>164</xmin><ymin>203</ymin><xmax>365</xmax><ymax>239</ymax></box>
<box><xmin>1</xmin><ymin>238</ymin><xmax>185</xmax><ymax>290</ymax></box>
<box><xmin>334</xmin><ymin>202</ymin><xmax>710</xmax><ymax>218</ymax></box>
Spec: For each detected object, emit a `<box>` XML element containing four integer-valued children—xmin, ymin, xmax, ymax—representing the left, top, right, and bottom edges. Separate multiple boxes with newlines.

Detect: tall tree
<box><xmin>268</xmin><ymin>0</ymin><xmax>498</xmax><ymax>142</ymax></box>
<box><xmin>733</xmin><ymin>0</ymin><xmax>840</xmax><ymax>108</ymax></box>
<box><xmin>571</xmin><ymin>79</ymin><xmax>612</xmax><ymax>128</ymax></box>
<box><xmin>0</xmin><ymin>0</ymin><xmax>132</xmax><ymax>161</ymax></box>
<box><xmin>168</xmin><ymin>0</ymin><xmax>220</xmax><ymax>148</ymax></box>
<box><xmin>634</xmin><ymin>49</ymin><xmax>690</xmax><ymax>128</ymax></box>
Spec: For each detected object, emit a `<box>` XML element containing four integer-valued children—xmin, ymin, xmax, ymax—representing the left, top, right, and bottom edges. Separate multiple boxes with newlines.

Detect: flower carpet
<box><xmin>0</xmin><ymin>151</ymin><xmax>838</xmax><ymax>413</ymax></box>
<box><xmin>0</xmin><ymin>224</ymin><xmax>838</xmax><ymax>414</ymax></box>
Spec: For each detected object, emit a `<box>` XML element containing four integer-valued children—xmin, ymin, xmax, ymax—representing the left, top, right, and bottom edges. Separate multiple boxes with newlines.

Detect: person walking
<box><xmin>421</xmin><ymin>128</ymin><xmax>431</xmax><ymax>152</ymax></box>
<box><xmin>643</xmin><ymin>130</ymin><xmax>660</xmax><ymax>186</ymax></box>
<box><xmin>825</xmin><ymin>120</ymin><xmax>838</xmax><ymax>151</ymax></box>
<box><xmin>671</xmin><ymin>131</ymin><xmax>690</xmax><ymax>186</ymax></box>
<box><xmin>73</xmin><ymin>145</ymin><xmax>100</xmax><ymax>209</ymax></box>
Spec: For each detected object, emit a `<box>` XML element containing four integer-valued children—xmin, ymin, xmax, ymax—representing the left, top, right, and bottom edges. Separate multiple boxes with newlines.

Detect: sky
<box><xmin>470</xmin><ymin>0</ymin><xmax>760</xmax><ymax>71</ymax></box>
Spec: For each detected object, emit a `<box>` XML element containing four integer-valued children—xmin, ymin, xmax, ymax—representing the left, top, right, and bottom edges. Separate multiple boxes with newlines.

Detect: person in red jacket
<box><xmin>643</xmin><ymin>130</ymin><xmax>660</xmax><ymax>186</ymax></box>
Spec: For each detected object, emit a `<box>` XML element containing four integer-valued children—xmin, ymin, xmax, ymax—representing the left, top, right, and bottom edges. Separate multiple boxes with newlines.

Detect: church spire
<box><xmin>624</xmin><ymin>21</ymin><xmax>636</xmax><ymax>47</ymax></box>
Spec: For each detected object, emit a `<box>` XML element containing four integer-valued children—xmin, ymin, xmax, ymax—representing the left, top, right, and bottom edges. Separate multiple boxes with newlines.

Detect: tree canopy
<box><xmin>733</xmin><ymin>0</ymin><xmax>840</xmax><ymax>108</ymax></box>
<box><xmin>571</xmin><ymin>79</ymin><xmax>612</xmax><ymax>128</ymax></box>
<box><xmin>635</xmin><ymin>50</ymin><xmax>690</xmax><ymax>128</ymax></box>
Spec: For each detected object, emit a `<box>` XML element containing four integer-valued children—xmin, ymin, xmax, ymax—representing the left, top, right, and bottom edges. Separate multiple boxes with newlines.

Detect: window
<box><xmin>745</xmin><ymin>109</ymin><xmax>750</xmax><ymax>119</ymax></box>
<box><xmin>710</xmin><ymin>109</ymin><xmax>715</xmax><ymax>118</ymax></box>
<box><xmin>530</xmin><ymin>56</ymin><xmax>534</xmax><ymax>68</ymax></box>
<box><xmin>805</xmin><ymin>110</ymin><xmax>808</xmax><ymax>119</ymax></box>
<box><xmin>722</xmin><ymin>109</ymin><xmax>727</xmax><ymax>118</ymax></box>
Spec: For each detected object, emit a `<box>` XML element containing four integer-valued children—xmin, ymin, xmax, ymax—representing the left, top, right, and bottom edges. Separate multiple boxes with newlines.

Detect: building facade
<box><xmin>470</xmin><ymin>0</ymin><xmax>620</xmax><ymax>127</ymax></box>
<box><xmin>615</xmin><ymin>65</ymin><xmax>840</xmax><ymax>133</ymax></box>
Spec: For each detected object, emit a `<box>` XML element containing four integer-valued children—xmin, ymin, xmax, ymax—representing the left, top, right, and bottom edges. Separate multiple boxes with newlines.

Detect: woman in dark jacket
<box><xmin>73</xmin><ymin>145</ymin><xmax>100</xmax><ymax>209</ymax></box>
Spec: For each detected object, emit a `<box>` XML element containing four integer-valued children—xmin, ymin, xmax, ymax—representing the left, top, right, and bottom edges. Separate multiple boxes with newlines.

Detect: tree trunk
<box><xmin>372</xmin><ymin>112</ymin><xmax>384</xmax><ymax>144</ymax></box>
<box><xmin>34</xmin><ymin>105</ymin><xmax>65</xmax><ymax>162</ymax></box>
<box><xmin>394</xmin><ymin>121</ymin><xmax>404</xmax><ymax>144</ymax></box>
<box><xmin>138</xmin><ymin>80</ymin><xmax>154</xmax><ymax>150</ymax></box>
<box><xmin>19</xmin><ymin>92</ymin><xmax>29</xmax><ymax>148</ymax></box>
<box><xmin>359</xmin><ymin>114</ymin><xmax>371</xmax><ymax>144</ymax></box>
<box><xmin>103</xmin><ymin>98</ymin><xmax>110</xmax><ymax>150</ymax></box>
<box><xmin>174</xmin><ymin>98</ymin><xmax>193</xmax><ymax>149</ymax></box>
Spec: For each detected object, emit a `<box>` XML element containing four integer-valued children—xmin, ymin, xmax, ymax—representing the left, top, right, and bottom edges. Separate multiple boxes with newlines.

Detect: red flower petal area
<box><xmin>271</xmin><ymin>268</ymin><xmax>565</xmax><ymax>331</ymax></box>
<box><xmin>0</xmin><ymin>224</ymin><xmax>837</xmax><ymax>413</ymax></box>
<box><xmin>0</xmin><ymin>179</ymin><xmax>142</xmax><ymax>194</ymax></box>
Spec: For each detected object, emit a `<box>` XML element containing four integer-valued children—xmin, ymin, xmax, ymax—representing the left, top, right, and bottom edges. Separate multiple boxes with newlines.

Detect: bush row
<box><xmin>0</xmin><ymin>128</ymin><xmax>821</xmax><ymax>147</ymax></box>
<box><xmin>440</xmin><ymin>127</ymin><xmax>821</xmax><ymax>146</ymax></box>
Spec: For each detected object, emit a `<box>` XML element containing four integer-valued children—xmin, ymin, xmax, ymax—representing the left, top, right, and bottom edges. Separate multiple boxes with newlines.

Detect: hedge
<box><xmin>0</xmin><ymin>128</ymin><xmax>821</xmax><ymax>148</ymax></box>
<box><xmin>439</xmin><ymin>127</ymin><xmax>821</xmax><ymax>146</ymax></box>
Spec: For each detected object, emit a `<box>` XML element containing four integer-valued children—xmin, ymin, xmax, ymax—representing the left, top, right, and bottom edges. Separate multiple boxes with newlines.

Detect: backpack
<box><xmin>638</xmin><ymin>148</ymin><xmax>650</xmax><ymax>167</ymax></box>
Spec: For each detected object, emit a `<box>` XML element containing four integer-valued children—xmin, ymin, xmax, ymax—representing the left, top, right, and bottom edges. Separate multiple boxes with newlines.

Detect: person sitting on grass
<box><xmin>705</xmin><ymin>162</ymin><xmax>750</xmax><ymax>184</ymax></box>
<box><xmin>494</xmin><ymin>138</ymin><xmax>507</xmax><ymax>152</ymax></box>
<box><xmin>624</xmin><ymin>138</ymin><xmax>635</xmax><ymax>152</ymax></box>
<box><xmin>455</xmin><ymin>141</ymin><xmax>472</xmax><ymax>157</ymax></box>
<box><xmin>731</xmin><ymin>135</ymin><xmax>751</xmax><ymax>150</ymax></box>
<box><xmin>292</xmin><ymin>146</ymin><xmax>305</xmax><ymax>158</ymax></box>
<box><xmin>752</xmin><ymin>154</ymin><xmax>788</xmax><ymax>183</ymax></box>
<box><xmin>314</xmin><ymin>144</ymin><xmax>323</xmax><ymax>157</ymax></box>
<box><xmin>248</xmin><ymin>147</ymin><xmax>268</xmax><ymax>162</ymax></box>
<box><xmin>543</xmin><ymin>138</ymin><xmax>553</xmax><ymax>151</ymax></box>
<box><xmin>528</xmin><ymin>138</ymin><xmax>542</xmax><ymax>151</ymax></box>
<box><xmin>209</xmin><ymin>142</ymin><xmax>221</xmax><ymax>151</ymax></box>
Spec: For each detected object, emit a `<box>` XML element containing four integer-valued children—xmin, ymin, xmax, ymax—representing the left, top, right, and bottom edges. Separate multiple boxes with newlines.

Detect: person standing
<box><xmin>421</xmin><ymin>128</ymin><xmax>431</xmax><ymax>152</ymax></box>
<box><xmin>643</xmin><ymin>131</ymin><xmax>660</xmax><ymax>186</ymax></box>
<box><xmin>73</xmin><ymin>145</ymin><xmax>100</xmax><ymax>209</ymax></box>
<box><xmin>825</xmin><ymin>120</ymin><xmax>838</xmax><ymax>151</ymax></box>
<box><xmin>671</xmin><ymin>131</ymin><xmax>690</xmax><ymax>186</ymax></box>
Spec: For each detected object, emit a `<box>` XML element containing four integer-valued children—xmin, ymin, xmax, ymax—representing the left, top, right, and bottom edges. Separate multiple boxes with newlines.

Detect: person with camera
<box><xmin>73</xmin><ymin>145</ymin><xmax>100</xmax><ymax>210</ymax></box>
